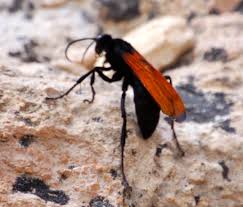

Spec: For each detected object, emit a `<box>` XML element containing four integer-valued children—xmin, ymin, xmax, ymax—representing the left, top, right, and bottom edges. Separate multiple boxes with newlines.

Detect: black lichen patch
<box><xmin>8</xmin><ymin>39</ymin><xmax>49</xmax><ymax>63</ymax></box>
<box><xmin>187</xmin><ymin>11</ymin><xmax>197</xmax><ymax>22</ymax></box>
<box><xmin>208</xmin><ymin>7</ymin><xmax>221</xmax><ymax>15</ymax></box>
<box><xmin>110</xmin><ymin>169</ymin><xmax>118</xmax><ymax>180</ymax></box>
<box><xmin>203</xmin><ymin>47</ymin><xmax>228</xmax><ymax>62</ymax></box>
<box><xmin>96</xmin><ymin>0</ymin><xmax>140</xmax><ymax>22</ymax></box>
<box><xmin>19</xmin><ymin>134</ymin><xmax>36</xmax><ymax>147</ymax></box>
<box><xmin>8</xmin><ymin>39</ymin><xmax>39</xmax><ymax>63</ymax></box>
<box><xmin>13</xmin><ymin>175</ymin><xmax>69</xmax><ymax>205</ymax></box>
<box><xmin>89</xmin><ymin>196</ymin><xmax>114</xmax><ymax>207</ymax></box>
<box><xmin>155</xmin><ymin>144</ymin><xmax>167</xmax><ymax>157</ymax></box>
<box><xmin>176</xmin><ymin>77</ymin><xmax>234</xmax><ymax>130</ymax></box>
<box><xmin>92</xmin><ymin>117</ymin><xmax>103</xmax><ymax>123</ymax></box>
<box><xmin>218</xmin><ymin>161</ymin><xmax>231</xmax><ymax>182</ymax></box>
<box><xmin>234</xmin><ymin>0</ymin><xmax>243</xmax><ymax>14</ymax></box>
<box><xmin>8</xmin><ymin>0</ymin><xmax>24</xmax><ymax>13</ymax></box>
<box><xmin>194</xmin><ymin>195</ymin><xmax>200</xmax><ymax>205</ymax></box>
<box><xmin>8</xmin><ymin>0</ymin><xmax>35</xmax><ymax>19</ymax></box>
<box><xmin>217</xmin><ymin>119</ymin><xmax>236</xmax><ymax>133</ymax></box>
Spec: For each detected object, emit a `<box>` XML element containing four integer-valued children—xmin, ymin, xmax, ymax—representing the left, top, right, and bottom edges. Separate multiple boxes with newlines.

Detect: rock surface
<box><xmin>1</xmin><ymin>1</ymin><xmax>243</xmax><ymax>207</ymax></box>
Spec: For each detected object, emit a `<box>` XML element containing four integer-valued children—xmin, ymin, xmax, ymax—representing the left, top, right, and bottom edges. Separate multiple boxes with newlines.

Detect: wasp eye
<box><xmin>95</xmin><ymin>46</ymin><xmax>102</xmax><ymax>54</ymax></box>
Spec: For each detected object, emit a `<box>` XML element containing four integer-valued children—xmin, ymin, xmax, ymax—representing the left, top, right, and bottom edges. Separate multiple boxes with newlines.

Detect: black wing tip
<box><xmin>175</xmin><ymin>112</ymin><xmax>186</xmax><ymax>123</ymax></box>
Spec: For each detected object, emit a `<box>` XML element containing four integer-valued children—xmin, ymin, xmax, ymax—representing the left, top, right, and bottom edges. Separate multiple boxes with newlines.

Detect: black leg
<box><xmin>120</xmin><ymin>79</ymin><xmax>132</xmax><ymax>197</ymax></box>
<box><xmin>171</xmin><ymin>119</ymin><xmax>185</xmax><ymax>157</ymax></box>
<box><xmin>83</xmin><ymin>72</ymin><xmax>96</xmax><ymax>104</ymax></box>
<box><xmin>164</xmin><ymin>75</ymin><xmax>185</xmax><ymax>156</ymax></box>
<box><xmin>46</xmin><ymin>67</ymin><xmax>114</xmax><ymax>101</ymax></box>
<box><xmin>46</xmin><ymin>69</ymin><xmax>95</xmax><ymax>100</ymax></box>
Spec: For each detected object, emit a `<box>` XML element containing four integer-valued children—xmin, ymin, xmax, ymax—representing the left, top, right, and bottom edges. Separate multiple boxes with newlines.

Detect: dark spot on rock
<box><xmin>68</xmin><ymin>164</ymin><xmax>76</xmax><ymax>169</ymax></box>
<box><xmin>216</xmin><ymin>186</ymin><xmax>224</xmax><ymax>191</ymax></box>
<box><xmin>22</xmin><ymin>39</ymin><xmax>39</xmax><ymax>62</ymax></box>
<box><xmin>131</xmin><ymin>149</ymin><xmax>137</xmax><ymax>156</ymax></box>
<box><xmin>9</xmin><ymin>39</ymin><xmax>48</xmax><ymax>63</ymax></box>
<box><xmin>187</xmin><ymin>11</ymin><xmax>197</xmax><ymax>22</ymax></box>
<box><xmin>81</xmin><ymin>10</ymin><xmax>96</xmax><ymax>23</ymax></box>
<box><xmin>92</xmin><ymin>117</ymin><xmax>103</xmax><ymax>122</ymax></box>
<box><xmin>217</xmin><ymin>119</ymin><xmax>236</xmax><ymax>133</ymax></box>
<box><xmin>96</xmin><ymin>0</ymin><xmax>140</xmax><ymax>22</ymax></box>
<box><xmin>24</xmin><ymin>1</ymin><xmax>35</xmax><ymax>19</ymax></box>
<box><xmin>8</xmin><ymin>51</ymin><xmax>22</xmax><ymax>57</ymax></box>
<box><xmin>27</xmin><ymin>1</ymin><xmax>35</xmax><ymax>11</ymax></box>
<box><xmin>194</xmin><ymin>195</ymin><xmax>200</xmax><ymax>205</ymax></box>
<box><xmin>59</xmin><ymin>173</ymin><xmax>68</xmax><ymax>181</ymax></box>
<box><xmin>8</xmin><ymin>0</ymin><xmax>24</xmax><ymax>13</ymax></box>
<box><xmin>13</xmin><ymin>175</ymin><xmax>69</xmax><ymax>205</ymax></box>
<box><xmin>19</xmin><ymin>134</ymin><xmax>36</xmax><ymax>147</ymax></box>
<box><xmin>89</xmin><ymin>196</ymin><xmax>114</xmax><ymax>207</ymax></box>
<box><xmin>218</xmin><ymin>160</ymin><xmax>231</xmax><ymax>182</ymax></box>
<box><xmin>65</xmin><ymin>36</ymin><xmax>74</xmax><ymax>43</ymax></box>
<box><xmin>234</xmin><ymin>0</ymin><xmax>243</xmax><ymax>14</ymax></box>
<box><xmin>203</xmin><ymin>47</ymin><xmax>228</xmax><ymax>62</ymax></box>
<box><xmin>176</xmin><ymin>77</ymin><xmax>234</xmax><ymax>129</ymax></box>
<box><xmin>110</xmin><ymin>169</ymin><xmax>118</xmax><ymax>180</ymax></box>
<box><xmin>8</xmin><ymin>0</ymin><xmax>35</xmax><ymax>19</ymax></box>
<box><xmin>155</xmin><ymin>144</ymin><xmax>167</xmax><ymax>157</ymax></box>
<box><xmin>209</xmin><ymin>7</ymin><xmax>221</xmax><ymax>15</ymax></box>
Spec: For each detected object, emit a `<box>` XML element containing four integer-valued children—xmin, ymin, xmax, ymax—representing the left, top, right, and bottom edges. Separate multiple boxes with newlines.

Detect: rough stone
<box><xmin>209</xmin><ymin>0</ymin><xmax>241</xmax><ymax>13</ymax></box>
<box><xmin>0</xmin><ymin>1</ymin><xmax>243</xmax><ymax>207</ymax></box>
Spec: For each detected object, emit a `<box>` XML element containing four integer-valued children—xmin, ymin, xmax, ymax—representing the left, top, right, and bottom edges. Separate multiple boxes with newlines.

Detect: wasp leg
<box><xmin>46</xmin><ymin>69</ymin><xmax>96</xmax><ymax>100</ymax></box>
<box><xmin>46</xmin><ymin>66</ymin><xmax>113</xmax><ymax>101</ymax></box>
<box><xmin>164</xmin><ymin>75</ymin><xmax>185</xmax><ymax>156</ymax></box>
<box><xmin>83</xmin><ymin>72</ymin><xmax>96</xmax><ymax>104</ymax></box>
<box><xmin>120</xmin><ymin>79</ymin><xmax>132</xmax><ymax>199</ymax></box>
<box><xmin>170</xmin><ymin>119</ymin><xmax>185</xmax><ymax>157</ymax></box>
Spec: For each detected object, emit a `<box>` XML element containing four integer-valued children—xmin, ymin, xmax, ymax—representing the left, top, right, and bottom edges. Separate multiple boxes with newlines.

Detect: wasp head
<box><xmin>95</xmin><ymin>34</ymin><xmax>112</xmax><ymax>55</ymax></box>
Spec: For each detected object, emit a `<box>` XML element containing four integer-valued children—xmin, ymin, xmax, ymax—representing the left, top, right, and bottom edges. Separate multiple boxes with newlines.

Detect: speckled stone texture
<box><xmin>0</xmin><ymin>1</ymin><xmax>243</xmax><ymax>207</ymax></box>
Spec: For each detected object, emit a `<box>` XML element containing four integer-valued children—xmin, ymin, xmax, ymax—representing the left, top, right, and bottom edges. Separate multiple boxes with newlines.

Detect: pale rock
<box><xmin>41</xmin><ymin>0</ymin><xmax>70</xmax><ymax>8</ymax></box>
<box><xmin>7</xmin><ymin>194</ymin><xmax>46</xmax><ymax>207</ymax></box>
<box><xmin>192</xmin><ymin>13</ymin><xmax>243</xmax><ymax>61</ymax></box>
<box><xmin>1</xmin><ymin>1</ymin><xmax>243</xmax><ymax>207</ymax></box>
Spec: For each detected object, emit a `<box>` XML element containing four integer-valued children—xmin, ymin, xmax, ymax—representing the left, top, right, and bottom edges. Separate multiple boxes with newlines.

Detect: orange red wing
<box><xmin>122</xmin><ymin>50</ymin><xmax>186</xmax><ymax>121</ymax></box>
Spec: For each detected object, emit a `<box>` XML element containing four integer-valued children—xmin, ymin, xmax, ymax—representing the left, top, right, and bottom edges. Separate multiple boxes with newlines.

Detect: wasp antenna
<box><xmin>65</xmin><ymin>38</ymin><xmax>96</xmax><ymax>62</ymax></box>
<box><xmin>81</xmin><ymin>40</ymin><xmax>96</xmax><ymax>64</ymax></box>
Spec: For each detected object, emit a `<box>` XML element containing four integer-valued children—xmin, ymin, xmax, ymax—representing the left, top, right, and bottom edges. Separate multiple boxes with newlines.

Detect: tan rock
<box><xmin>7</xmin><ymin>194</ymin><xmax>46</xmax><ymax>207</ymax></box>
<box><xmin>210</xmin><ymin>0</ymin><xmax>241</xmax><ymax>13</ymax></box>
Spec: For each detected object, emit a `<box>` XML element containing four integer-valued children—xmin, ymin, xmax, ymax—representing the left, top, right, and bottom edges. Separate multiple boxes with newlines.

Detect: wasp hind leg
<box><xmin>164</xmin><ymin>75</ymin><xmax>185</xmax><ymax>157</ymax></box>
<box><xmin>120</xmin><ymin>79</ymin><xmax>132</xmax><ymax>200</ymax></box>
